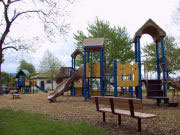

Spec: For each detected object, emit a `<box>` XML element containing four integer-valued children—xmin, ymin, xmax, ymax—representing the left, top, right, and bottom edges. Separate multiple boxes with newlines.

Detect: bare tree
<box><xmin>172</xmin><ymin>1</ymin><xmax>180</xmax><ymax>25</ymax></box>
<box><xmin>0</xmin><ymin>0</ymin><xmax>75</xmax><ymax>94</ymax></box>
<box><xmin>39</xmin><ymin>50</ymin><xmax>63</xmax><ymax>90</ymax></box>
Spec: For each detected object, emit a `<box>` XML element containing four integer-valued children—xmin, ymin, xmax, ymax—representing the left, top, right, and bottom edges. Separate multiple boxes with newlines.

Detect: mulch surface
<box><xmin>0</xmin><ymin>92</ymin><xmax>179</xmax><ymax>135</ymax></box>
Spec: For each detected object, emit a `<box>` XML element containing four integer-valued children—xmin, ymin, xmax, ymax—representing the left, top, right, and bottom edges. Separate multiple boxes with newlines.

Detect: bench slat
<box><xmin>113</xmin><ymin>101</ymin><xmax>129</xmax><ymax>109</ymax></box>
<box><xmin>134</xmin><ymin>112</ymin><xmax>157</xmax><ymax>119</ymax></box>
<box><xmin>113</xmin><ymin>98</ymin><xmax>142</xmax><ymax>110</ymax></box>
<box><xmin>114</xmin><ymin>109</ymin><xmax>157</xmax><ymax>119</ymax></box>
<box><xmin>114</xmin><ymin>109</ymin><xmax>130</xmax><ymax>116</ymax></box>
<box><xmin>93</xmin><ymin>97</ymin><xmax>110</xmax><ymax>105</ymax></box>
<box><xmin>99</xmin><ymin>108</ymin><xmax>111</xmax><ymax>112</ymax></box>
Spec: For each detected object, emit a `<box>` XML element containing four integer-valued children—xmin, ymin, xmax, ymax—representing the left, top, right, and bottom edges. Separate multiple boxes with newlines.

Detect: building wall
<box><xmin>34</xmin><ymin>79</ymin><xmax>58</xmax><ymax>90</ymax></box>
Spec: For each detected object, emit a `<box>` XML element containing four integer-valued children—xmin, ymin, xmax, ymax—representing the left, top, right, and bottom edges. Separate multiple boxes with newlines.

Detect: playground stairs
<box><xmin>144</xmin><ymin>80</ymin><xmax>170</xmax><ymax>106</ymax></box>
<box><xmin>145</xmin><ymin>80</ymin><xmax>163</xmax><ymax>97</ymax></box>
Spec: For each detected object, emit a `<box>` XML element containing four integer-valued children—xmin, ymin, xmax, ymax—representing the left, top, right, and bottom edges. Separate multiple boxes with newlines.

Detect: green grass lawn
<box><xmin>0</xmin><ymin>109</ymin><xmax>109</xmax><ymax>135</ymax></box>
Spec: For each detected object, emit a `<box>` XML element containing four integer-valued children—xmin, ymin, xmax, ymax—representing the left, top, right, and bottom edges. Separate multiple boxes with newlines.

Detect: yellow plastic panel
<box><xmin>86</xmin><ymin>62</ymin><xmax>100</xmax><ymax>78</ymax></box>
<box><xmin>31</xmin><ymin>80</ymin><xmax>34</xmax><ymax>86</ymax></box>
<box><xmin>91</xmin><ymin>90</ymin><xmax>101</xmax><ymax>96</ymax></box>
<box><xmin>117</xmin><ymin>62</ymin><xmax>139</xmax><ymax>87</ymax></box>
<box><xmin>32</xmin><ymin>80</ymin><xmax>37</xmax><ymax>86</ymax></box>
<box><xmin>25</xmin><ymin>80</ymin><xmax>30</xmax><ymax>86</ymax></box>
<box><xmin>74</xmin><ymin>82</ymin><xmax>82</xmax><ymax>88</ymax></box>
<box><xmin>8</xmin><ymin>82</ymin><xmax>14</xmax><ymax>87</ymax></box>
<box><xmin>76</xmin><ymin>89</ymin><xmax>82</xmax><ymax>96</ymax></box>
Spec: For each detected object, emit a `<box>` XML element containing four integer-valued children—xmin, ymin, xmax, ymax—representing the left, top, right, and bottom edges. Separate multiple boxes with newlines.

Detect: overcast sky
<box><xmin>2</xmin><ymin>0</ymin><xmax>180</xmax><ymax>76</ymax></box>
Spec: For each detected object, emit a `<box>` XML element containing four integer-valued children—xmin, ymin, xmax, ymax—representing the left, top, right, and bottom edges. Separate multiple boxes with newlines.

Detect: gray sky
<box><xmin>2</xmin><ymin>0</ymin><xmax>180</xmax><ymax>76</ymax></box>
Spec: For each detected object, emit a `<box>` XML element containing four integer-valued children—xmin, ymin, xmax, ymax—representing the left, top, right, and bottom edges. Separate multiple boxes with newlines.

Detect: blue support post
<box><xmin>129</xmin><ymin>74</ymin><xmax>133</xmax><ymax>98</ymax></box>
<box><xmin>137</xmin><ymin>37</ymin><xmax>142</xmax><ymax>100</ymax></box>
<box><xmin>87</xmin><ymin>52</ymin><xmax>90</xmax><ymax>98</ymax></box>
<box><xmin>100</xmin><ymin>48</ymin><xmax>104</xmax><ymax>96</ymax></box>
<box><xmin>102</xmin><ymin>49</ymin><xmax>105</xmax><ymax>95</ymax></box>
<box><xmin>90</xmin><ymin>51</ymin><xmax>93</xmax><ymax>96</ymax></box>
<box><xmin>70</xmin><ymin>70</ymin><xmax>73</xmax><ymax>96</ymax></box>
<box><xmin>82</xmin><ymin>77</ymin><xmax>84</xmax><ymax>96</ymax></box>
<box><xmin>74</xmin><ymin>58</ymin><xmax>76</xmax><ymax>71</ymax></box>
<box><xmin>134</xmin><ymin>42</ymin><xmax>138</xmax><ymax>98</ymax></box>
<box><xmin>72</xmin><ymin>57</ymin><xmax>74</xmax><ymax>70</ymax></box>
<box><xmin>135</xmin><ymin>42</ymin><xmax>138</xmax><ymax>62</ymax></box>
<box><xmin>83</xmin><ymin>49</ymin><xmax>87</xmax><ymax>101</ymax></box>
<box><xmin>73</xmin><ymin>58</ymin><xmax>76</xmax><ymax>96</ymax></box>
<box><xmin>160</xmin><ymin>37</ymin><xmax>167</xmax><ymax>97</ymax></box>
<box><xmin>156</xmin><ymin>42</ymin><xmax>160</xmax><ymax>80</ymax></box>
<box><xmin>130</xmin><ymin>87</ymin><xmax>133</xmax><ymax>98</ymax></box>
<box><xmin>114</xmin><ymin>60</ymin><xmax>118</xmax><ymax>97</ymax></box>
<box><xmin>71</xmin><ymin>57</ymin><xmax>74</xmax><ymax>96</ymax></box>
<box><xmin>87</xmin><ymin>52</ymin><xmax>90</xmax><ymax>62</ymax></box>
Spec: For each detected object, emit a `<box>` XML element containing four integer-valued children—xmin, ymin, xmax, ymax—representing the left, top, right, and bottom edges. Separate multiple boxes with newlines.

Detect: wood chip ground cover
<box><xmin>0</xmin><ymin>92</ymin><xmax>179</xmax><ymax>135</ymax></box>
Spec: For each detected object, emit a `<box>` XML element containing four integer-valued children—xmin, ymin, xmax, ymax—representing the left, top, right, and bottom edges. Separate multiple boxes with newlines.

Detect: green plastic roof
<box><xmin>9</xmin><ymin>73</ymin><xmax>17</xmax><ymax>78</ymax></box>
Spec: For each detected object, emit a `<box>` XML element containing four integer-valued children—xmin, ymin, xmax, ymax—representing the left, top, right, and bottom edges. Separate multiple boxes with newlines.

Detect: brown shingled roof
<box><xmin>71</xmin><ymin>49</ymin><xmax>84</xmax><ymax>58</ymax></box>
<box><xmin>133</xmin><ymin>19</ymin><xmax>166</xmax><ymax>43</ymax></box>
<box><xmin>82</xmin><ymin>38</ymin><xmax>104</xmax><ymax>51</ymax></box>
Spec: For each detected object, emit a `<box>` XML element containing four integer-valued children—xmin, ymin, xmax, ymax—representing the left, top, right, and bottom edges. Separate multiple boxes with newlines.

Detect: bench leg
<box><xmin>157</xmin><ymin>99</ymin><xmax>161</xmax><ymax>106</ymax></box>
<box><xmin>118</xmin><ymin>115</ymin><xmax>121</xmax><ymax>125</ymax></box>
<box><xmin>164</xmin><ymin>98</ymin><xmax>169</xmax><ymax>104</ymax></box>
<box><xmin>103</xmin><ymin>112</ymin><xmax>105</xmax><ymax>122</ymax></box>
<box><xmin>138</xmin><ymin>118</ymin><xmax>141</xmax><ymax>132</ymax></box>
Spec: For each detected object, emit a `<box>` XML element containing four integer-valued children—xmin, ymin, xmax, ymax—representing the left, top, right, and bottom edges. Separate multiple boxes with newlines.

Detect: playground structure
<box><xmin>49</xmin><ymin>38</ymin><xmax>139</xmax><ymax>101</ymax></box>
<box><xmin>3</xmin><ymin>69</ymin><xmax>33</xmax><ymax>94</ymax></box>
<box><xmin>132</xmin><ymin>19</ymin><xmax>180</xmax><ymax>105</ymax></box>
<box><xmin>82</xmin><ymin>38</ymin><xmax>105</xmax><ymax>101</ymax></box>
<box><xmin>3</xmin><ymin>69</ymin><xmax>49</xmax><ymax>94</ymax></box>
<box><xmin>14</xmin><ymin>69</ymin><xmax>32</xmax><ymax>93</ymax></box>
<box><xmin>54</xmin><ymin>67</ymin><xmax>72</xmax><ymax>84</ymax></box>
<box><xmin>71</xmin><ymin>49</ymin><xmax>84</xmax><ymax>96</ymax></box>
<box><xmin>48</xmin><ymin>64</ymin><xmax>84</xmax><ymax>101</ymax></box>
<box><xmin>48</xmin><ymin>19</ymin><xmax>179</xmax><ymax>105</ymax></box>
<box><xmin>133</xmin><ymin>19</ymin><xmax>167</xmax><ymax>101</ymax></box>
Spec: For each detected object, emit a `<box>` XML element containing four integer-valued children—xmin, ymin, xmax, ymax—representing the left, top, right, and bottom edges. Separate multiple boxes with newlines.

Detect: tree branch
<box><xmin>1</xmin><ymin>0</ymin><xmax>5</xmax><ymax>6</ymax></box>
<box><xmin>3</xmin><ymin>38</ymin><xmax>20</xmax><ymax>46</ymax></box>
<box><xmin>2</xmin><ymin>46</ymin><xmax>18</xmax><ymax>51</ymax></box>
<box><xmin>10</xmin><ymin>0</ymin><xmax>21</xmax><ymax>4</ymax></box>
<box><xmin>3</xmin><ymin>0</ymin><xmax>10</xmax><ymax>25</ymax></box>
<box><xmin>11</xmin><ymin>10</ymin><xmax>47</xmax><ymax>23</ymax></box>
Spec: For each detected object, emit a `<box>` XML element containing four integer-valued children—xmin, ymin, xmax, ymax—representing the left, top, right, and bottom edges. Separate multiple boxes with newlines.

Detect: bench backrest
<box><xmin>91</xmin><ymin>96</ymin><xmax>142</xmax><ymax>117</ymax></box>
<box><xmin>91</xmin><ymin>96</ymin><xmax>110</xmax><ymax>111</ymax></box>
<box><xmin>112</xmin><ymin>97</ymin><xmax>142</xmax><ymax>117</ymax></box>
<box><xmin>113</xmin><ymin>97</ymin><xmax>142</xmax><ymax>110</ymax></box>
<box><xmin>91</xmin><ymin>96</ymin><xmax>110</xmax><ymax>105</ymax></box>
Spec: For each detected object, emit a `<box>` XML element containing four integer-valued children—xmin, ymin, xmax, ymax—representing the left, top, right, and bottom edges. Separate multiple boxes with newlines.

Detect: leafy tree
<box><xmin>143</xmin><ymin>35</ymin><xmax>180</xmax><ymax>76</ymax></box>
<box><xmin>74</xmin><ymin>18</ymin><xmax>134</xmax><ymax>72</ymax></box>
<box><xmin>39</xmin><ymin>50</ymin><xmax>63</xmax><ymax>90</ymax></box>
<box><xmin>1</xmin><ymin>72</ymin><xmax>9</xmax><ymax>86</ymax></box>
<box><xmin>0</xmin><ymin>0</ymin><xmax>75</xmax><ymax>94</ymax></box>
<box><xmin>17</xmin><ymin>60</ymin><xmax>36</xmax><ymax>74</ymax></box>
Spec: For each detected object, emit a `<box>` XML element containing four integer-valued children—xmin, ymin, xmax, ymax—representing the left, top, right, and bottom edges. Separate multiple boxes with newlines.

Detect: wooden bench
<box><xmin>91</xmin><ymin>96</ymin><xmax>157</xmax><ymax>132</ymax></box>
<box><xmin>13</xmin><ymin>94</ymin><xmax>20</xmax><ymax>99</ymax></box>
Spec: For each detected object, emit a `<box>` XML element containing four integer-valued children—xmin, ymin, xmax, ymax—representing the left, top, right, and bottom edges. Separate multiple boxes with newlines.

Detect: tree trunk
<box><xmin>0</xmin><ymin>51</ymin><xmax>3</xmax><ymax>95</ymax></box>
<box><xmin>51</xmin><ymin>76</ymin><xmax>54</xmax><ymax>90</ymax></box>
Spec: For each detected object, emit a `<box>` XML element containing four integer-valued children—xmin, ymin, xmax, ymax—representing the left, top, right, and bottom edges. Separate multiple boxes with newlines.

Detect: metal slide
<box><xmin>167</xmin><ymin>78</ymin><xmax>180</xmax><ymax>90</ymax></box>
<box><xmin>159</xmin><ymin>57</ymin><xmax>180</xmax><ymax>90</ymax></box>
<box><xmin>48</xmin><ymin>64</ymin><xmax>84</xmax><ymax>101</ymax></box>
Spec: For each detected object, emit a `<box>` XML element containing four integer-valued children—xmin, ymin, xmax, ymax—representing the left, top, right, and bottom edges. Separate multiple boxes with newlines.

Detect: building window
<box><xmin>47</xmin><ymin>80</ymin><xmax>52</xmax><ymax>83</ymax></box>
